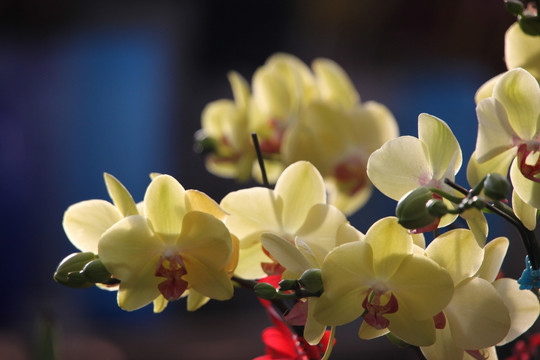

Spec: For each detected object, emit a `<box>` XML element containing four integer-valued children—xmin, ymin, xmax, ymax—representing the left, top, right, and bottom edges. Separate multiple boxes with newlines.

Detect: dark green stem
<box><xmin>251</xmin><ymin>133</ymin><xmax>270</xmax><ymax>188</ymax></box>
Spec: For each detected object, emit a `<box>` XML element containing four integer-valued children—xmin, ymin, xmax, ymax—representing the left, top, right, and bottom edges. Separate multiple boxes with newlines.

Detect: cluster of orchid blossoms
<box><xmin>54</xmin><ymin>15</ymin><xmax>540</xmax><ymax>360</ymax></box>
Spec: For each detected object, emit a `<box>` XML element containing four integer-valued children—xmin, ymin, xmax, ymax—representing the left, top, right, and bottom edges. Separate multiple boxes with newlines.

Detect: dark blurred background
<box><xmin>0</xmin><ymin>0</ymin><xmax>532</xmax><ymax>359</ymax></box>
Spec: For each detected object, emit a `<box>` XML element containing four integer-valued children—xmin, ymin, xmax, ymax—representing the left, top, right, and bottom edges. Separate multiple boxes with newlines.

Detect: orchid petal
<box><xmin>367</xmin><ymin>136</ymin><xmax>431</xmax><ymax>200</ymax></box>
<box><xmin>421</xmin><ymin>325</ymin><xmax>465</xmax><ymax>360</ymax></box>
<box><xmin>304</xmin><ymin>298</ymin><xmax>327</xmax><ymax>345</ymax></box>
<box><xmin>493</xmin><ymin>68</ymin><xmax>540</xmax><ymax>141</ymax></box>
<box><xmin>221</xmin><ymin>187</ymin><xmax>282</xmax><ymax>247</ymax></box>
<box><xmin>177</xmin><ymin>211</ymin><xmax>232</xmax><ymax>271</ymax></box>
<box><xmin>385</xmin><ymin>302</ymin><xmax>437</xmax><ymax>346</ymax></box>
<box><xmin>466</xmin><ymin>149</ymin><xmax>515</xmax><ymax>189</ymax></box>
<box><xmin>512</xmin><ymin>190</ymin><xmax>537</xmax><ymax>230</ymax></box>
<box><xmin>182</xmin><ymin>256</ymin><xmax>233</xmax><ymax>301</ymax></box>
<box><xmin>475</xmin><ymin>73</ymin><xmax>503</xmax><ymax>104</ymax></box>
<box><xmin>186</xmin><ymin>289</ymin><xmax>211</xmax><ymax>312</ymax></box>
<box><xmin>103</xmin><ymin>173</ymin><xmax>138</xmax><ymax>217</ymax></box>
<box><xmin>185</xmin><ymin>190</ymin><xmax>227</xmax><ymax>221</ymax></box>
<box><xmin>274</xmin><ymin>161</ymin><xmax>326</xmax><ymax>233</ymax></box>
<box><xmin>63</xmin><ymin>199</ymin><xmax>123</xmax><ymax>253</ymax></box>
<box><xmin>418</xmin><ymin>113</ymin><xmax>462</xmax><ymax>180</ymax></box>
<box><xmin>365</xmin><ymin>217</ymin><xmax>412</xmax><ymax>279</ymax></box>
<box><xmin>234</xmin><ymin>243</ymin><xmax>271</xmax><ymax>279</ymax></box>
<box><xmin>505</xmin><ymin>22</ymin><xmax>540</xmax><ymax>79</ymax></box>
<box><xmin>312</xmin><ymin>58</ymin><xmax>359</xmax><ymax>109</ymax></box>
<box><xmin>357</xmin><ymin>321</ymin><xmax>389</xmax><ymax>340</ymax></box>
<box><xmin>425</xmin><ymin>229</ymin><xmax>484</xmax><ymax>285</ymax></box>
<box><xmin>475</xmin><ymin>237</ymin><xmax>508</xmax><ymax>283</ymax></box>
<box><xmin>153</xmin><ymin>295</ymin><xmax>168</xmax><ymax>313</ymax></box>
<box><xmin>476</xmin><ymin>97</ymin><xmax>519</xmax><ymax>162</ymax></box>
<box><xmin>494</xmin><ymin>278</ymin><xmax>540</xmax><ymax>345</ymax></box>
<box><xmin>260</xmin><ymin>233</ymin><xmax>312</xmax><ymax>277</ymax></box>
<box><xmin>445</xmin><ymin>277</ymin><xmax>510</xmax><ymax>350</ymax></box>
<box><xmin>510</xmin><ymin>158</ymin><xmax>540</xmax><ymax>209</ymax></box>
<box><xmin>144</xmin><ymin>175</ymin><xmax>187</xmax><ymax>244</ymax></box>
<box><xmin>116</xmin><ymin>258</ymin><xmax>162</xmax><ymax>311</ymax></box>
<box><xmin>99</xmin><ymin>215</ymin><xmax>163</xmax><ymax>281</ymax></box>
<box><xmin>335</xmin><ymin>223</ymin><xmax>364</xmax><ymax>246</ymax></box>
<box><xmin>390</xmin><ymin>255</ymin><xmax>454</xmax><ymax>320</ymax></box>
<box><xmin>460</xmin><ymin>209</ymin><xmax>488</xmax><ymax>247</ymax></box>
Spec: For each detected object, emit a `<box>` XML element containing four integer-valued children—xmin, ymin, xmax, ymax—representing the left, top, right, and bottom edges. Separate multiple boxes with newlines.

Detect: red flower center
<box><xmin>362</xmin><ymin>289</ymin><xmax>399</xmax><ymax>329</ymax></box>
<box><xmin>155</xmin><ymin>253</ymin><xmax>188</xmax><ymax>301</ymax></box>
<box><xmin>517</xmin><ymin>143</ymin><xmax>540</xmax><ymax>183</ymax></box>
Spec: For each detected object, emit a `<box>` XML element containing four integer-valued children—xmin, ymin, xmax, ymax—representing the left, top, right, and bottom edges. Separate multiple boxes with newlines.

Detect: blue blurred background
<box><xmin>0</xmin><ymin>0</ymin><xmax>531</xmax><ymax>359</ymax></box>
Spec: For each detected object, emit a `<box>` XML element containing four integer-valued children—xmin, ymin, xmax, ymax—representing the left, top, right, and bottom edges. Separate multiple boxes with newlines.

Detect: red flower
<box><xmin>254</xmin><ymin>276</ymin><xmax>333</xmax><ymax>360</ymax></box>
<box><xmin>506</xmin><ymin>333</ymin><xmax>540</xmax><ymax>360</ymax></box>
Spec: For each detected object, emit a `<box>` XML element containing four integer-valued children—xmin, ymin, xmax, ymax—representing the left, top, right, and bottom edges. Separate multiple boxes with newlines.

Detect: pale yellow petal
<box><xmin>495</xmin><ymin>278</ymin><xmax>540</xmax><ymax>345</ymax></box>
<box><xmin>425</xmin><ymin>229</ymin><xmax>484</xmax><ymax>285</ymax></box>
<box><xmin>475</xmin><ymin>237</ymin><xmax>509</xmax><ymax>283</ymax></box>
<box><xmin>418</xmin><ymin>113</ymin><xmax>462</xmax><ymax>180</ymax></box>
<box><xmin>182</xmin><ymin>258</ymin><xmax>233</xmax><ymax>301</ymax></box>
<box><xmin>116</xmin><ymin>257</ymin><xmax>162</xmax><ymax>311</ymax></box>
<box><xmin>389</xmin><ymin>255</ymin><xmax>454</xmax><ymax>320</ymax></box>
<box><xmin>505</xmin><ymin>22</ymin><xmax>540</xmax><ymax>79</ymax></box>
<box><xmin>460</xmin><ymin>209</ymin><xmax>488</xmax><ymax>247</ymax></box>
<box><xmin>260</xmin><ymin>233</ymin><xmax>312</xmax><ymax>277</ymax></box>
<box><xmin>177</xmin><ymin>211</ymin><xmax>232</xmax><ymax>270</ymax></box>
<box><xmin>234</xmin><ymin>243</ymin><xmax>271</xmax><ymax>279</ymax></box>
<box><xmin>367</xmin><ymin>136</ymin><xmax>432</xmax><ymax>200</ymax></box>
<box><xmin>385</xmin><ymin>298</ymin><xmax>437</xmax><ymax>346</ymax></box>
<box><xmin>103</xmin><ymin>173</ymin><xmax>138</xmax><ymax>217</ymax></box>
<box><xmin>153</xmin><ymin>295</ymin><xmax>168</xmax><ymax>313</ymax></box>
<box><xmin>228</xmin><ymin>71</ymin><xmax>250</xmax><ymax>110</ymax></box>
<box><xmin>63</xmin><ymin>199</ymin><xmax>123</xmax><ymax>253</ymax></box>
<box><xmin>186</xmin><ymin>289</ymin><xmax>211</xmax><ymax>312</ymax></box>
<box><xmin>475</xmin><ymin>97</ymin><xmax>518</xmax><ymax>162</ymax></box>
<box><xmin>295</xmin><ymin>203</ymin><xmax>347</xmax><ymax>263</ymax></box>
<box><xmin>510</xmin><ymin>158</ymin><xmax>540</xmax><ymax>209</ymax></box>
<box><xmin>365</xmin><ymin>217</ymin><xmax>412</xmax><ymax>279</ymax></box>
<box><xmin>466</xmin><ymin>149</ymin><xmax>515</xmax><ymax>187</ymax></box>
<box><xmin>349</xmin><ymin>101</ymin><xmax>399</xmax><ymax>153</ymax></box>
<box><xmin>335</xmin><ymin>223</ymin><xmax>364</xmax><ymax>246</ymax></box>
<box><xmin>98</xmin><ymin>215</ymin><xmax>163</xmax><ymax>281</ymax></box>
<box><xmin>185</xmin><ymin>189</ymin><xmax>227</xmax><ymax>221</ymax></box>
<box><xmin>144</xmin><ymin>175</ymin><xmax>187</xmax><ymax>244</ymax></box>
<box><xmin>421</xmin><ymin>325</ymin><xmax>465</xmax><ymax>360</ymax></box>
<box><xmin>317</xmin><ymin>241</ymin><xmax>374</xmax><ymax>307</ymax></box>
<box><xmin>445</xmin><ymin>277</ymin><xmax>510</xmax><ymax>350</ymax></box>
<box><xmin>493</xmin><ymin>68</ymin><xmax>540</xmax><ymax>140</ymax></box>
<box><xmin>357</xmin><ymin>321</ymin><xmax>389</xmax><ymax>340</ymax></box>
<box><xmin>314</xmin><ymin>287</ymin><xmax>367</xmax><ymax>326</ymax></box>
<box><xmin>252</xmin><ymin>66</ymin><xmax>292</xmax><ymax>119</ymax></box>
<box><xmin>475</xmin><ymin>73</ymin><xmax>503</xmax><ymax>104</ymax></box>
<box><xmin>274</xmin><ymin>161</ymin><xmax>327</xmax><ymax>233</ymax></box>
<box><xmin>325</xmin><ymin>179</ymin><xmax>372</xmax><ymax>216</ymax></box>
<box><xmin>312</xmin><ymin>58</ymin><xmax>359</xmax><ymax>109</ymax></box>
<box><xmin>512</xmin><ymin>189</ymin><xmax>538</xmax><ymax>230</ymax></box>
<box><xmin>221</xmin><ymin>187</ymin><xmax>282</xmax><ymax>247</ymax></box>
<box><xmin>303</xmin><ymin>298</ymin><xmax>327</xmax><ymax>345</ymax></box>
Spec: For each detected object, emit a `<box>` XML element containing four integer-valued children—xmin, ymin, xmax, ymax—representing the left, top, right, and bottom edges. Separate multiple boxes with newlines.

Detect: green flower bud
<box><xmin>426</xmin><ymin>199</ymin><xmax>448</xmax><ymax>218</ymax></box>
<box><xmin>82</xmin><ymin>259</ymin><xmax>112</xmax><ymax>284</ymax></box>
<box><xmin>66</xmin><ymin>271</ymin><xmax>92</xmax><ymax>288</ymax></box>
<box><xmin>519</xmin><ymin>16</ymin><xmax>540</xmax><ymax>36</ymax></box>
<box><xmin>298</xmin><ymin>269</ymin><xmax>323</xmax><ymax>294</ymax></box>
<box><xmin>54</xmin><ymin>252</ymin><xmax>97</xmax><ymax>288</ymax></box>
<box><xmin>253</xmin><ymin>282</ymin><xmax>277</xmax><ymax>300</ymax></box>
<box><xmin>278</xmin><ymin>279</ymin><xmax>298</xmax><ymax>291</ymax></box>
<box><xmin>505</xmin><ymin>0</ymin><xmax>524</xmax><ymax>16</ymax></box>
<box><xmin>395</xmin><ymin>186</ymin><xmax>437</xmax><ymax>230</ymax></box>
<box><xmin>483</xmin><ymin>173</ymin><xmax>510</xmax><ymax>201</ymax></box>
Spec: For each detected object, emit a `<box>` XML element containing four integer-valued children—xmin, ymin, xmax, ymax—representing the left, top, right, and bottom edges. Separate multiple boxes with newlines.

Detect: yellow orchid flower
<box><xmin>367</xmin><ymin>113</ymin><xmax>489</xmax><ymax>240</ymax></box>
<box><xmin>98</xmin><ymin>174</ymin><xmax>235</xmax><ymax>312</ymax></box>
<box><xmin>421</xmin><ymin>230</ymin><xmax>539</xmax><ymax>359</ymax></box>
<box><xmin>282</xmin><ymin>59</ymin><xmax>398</xmax><ymax>215</ymax></box>
<box><xmin>473</xmin><ymin>68</ymin><xmax>540</xmax><ymax>212</ymax></box>
<box><xmin>220</xmin><ymin>161</ymin><xmax>348</xmax><ymax>280</ymax></box>
<box><xmin>200</xmin><ymin>71</ymin><xmax>254</xmax><ymax>181</ymax></box>
<box><xmin>314</xmin><ymin>217</ymin><xmax>454</xmax><ymax>347</ymax></box>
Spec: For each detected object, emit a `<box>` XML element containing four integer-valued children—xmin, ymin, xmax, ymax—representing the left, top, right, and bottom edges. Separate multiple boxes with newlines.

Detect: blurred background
<box><xmin>0</xmin><ymin>0</ymin><xmax>533</xmax><ymax>359</ymax></box>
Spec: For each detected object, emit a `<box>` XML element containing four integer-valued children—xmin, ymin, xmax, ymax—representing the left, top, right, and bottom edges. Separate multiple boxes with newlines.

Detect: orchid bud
<box><xmin>426</xmin><ymin>199</ymin><xmax>448</xmax><ymax>218</ymax></box>
<box><xmin>483</xmin><ymin>173</ymin><xmax>510</xmax><ymax>201</ymax></box>
<box><xmin>82</xmin><ymin>259</ymin><xmax>112</xmax><ymax>284</ymax></box>
<box><xmin>278</xmin><ymin>279</ymin><xmax>297</xmax><ymax>291</ymax></box>
<box><xmin>193</xmin><ymin>129</ymin><xmax>217</xmax><ymax>154</ymax></box>
<box><xmin>505</xmin><ymin>0</ymin><xmax>524</xmax><ymax>16</ymax></box>
<box><xmin>54</xmin><ymin>252</ymin><xmax>97</xmax><ymax>288</ymax></box>
<box><xmin>254</xmin><ymin>282</ymin><xmax>277</xmax><ymax>300</ymax></box>
<box><xmin>395</xmin><ymin>186</ymin><xmax>438</xmax><ymax>230</ymax></box>
<box><xmin>298</xmin><ymin>269</ymin><xmax>323</xmax><ymax>294</ymax></box>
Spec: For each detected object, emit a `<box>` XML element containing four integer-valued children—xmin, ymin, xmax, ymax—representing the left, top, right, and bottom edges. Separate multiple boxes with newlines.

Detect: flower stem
<box><xmin>251</xmin><ymin>133</ymin><xmax>270</xmax><ymax>188</ymax></box>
